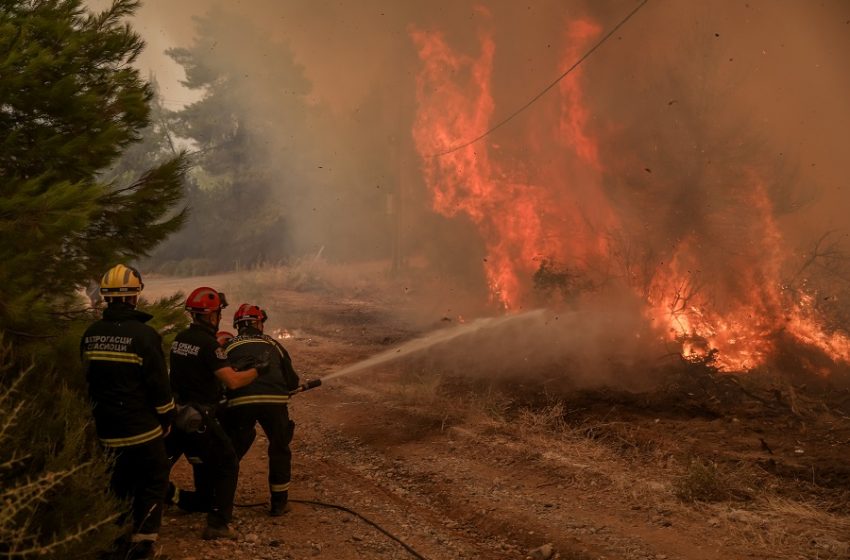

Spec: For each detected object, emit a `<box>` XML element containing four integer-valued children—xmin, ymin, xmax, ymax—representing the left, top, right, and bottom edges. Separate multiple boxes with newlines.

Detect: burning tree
<box><xmin>409</xmin><ymin>6</ymin><xmax>850</xmax><ymax>375</ymax></box>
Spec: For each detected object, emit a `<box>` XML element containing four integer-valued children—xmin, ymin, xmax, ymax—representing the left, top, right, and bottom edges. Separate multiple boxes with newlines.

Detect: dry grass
<box><xmin>515</xmin><ymin>401</ymin><xmax>569</xmax><ymax>433</ymax></box>
<box><xmin>371</xmin><ymin>369</ymin><xmax>469</xmax><ymax>433</ymax></box>
<box><xmin>692</xmin><ymin>496</ymin><xmax>850</xmax><ymax>559</ymax></box>
<box><xmin>674</xmin><ymin>459</ymin><xmax>744</xmax><ymax>503</ymax></box>
<box><xmin>314</xmin><ymin>369</ymin><xmax>849</xmax><ymax>560</ymax></box>
<box><xmin>440</xmin><ymin>389</ymin><xmax>850</xmax><ymax>559</ymax></box>
<box><xmin>332</xmin><ymin>355</ymin><xmax>850</xmax><ymax>560</ymax></box>
<box><xmin>487</xmin><ymin>399</ymin><xmax>674</xmax><ymax>507</ymax></box>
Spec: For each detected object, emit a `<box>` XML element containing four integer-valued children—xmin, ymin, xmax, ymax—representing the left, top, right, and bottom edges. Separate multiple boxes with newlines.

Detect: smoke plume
<box><xmin>98</xmin><ymin>0</ymin><xmax>850</xmax><ymax>374</ymax></box>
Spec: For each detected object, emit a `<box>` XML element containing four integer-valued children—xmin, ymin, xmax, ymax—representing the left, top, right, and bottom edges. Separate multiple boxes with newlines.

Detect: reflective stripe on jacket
<box><xmin>81</xmin><ymin>304</ymin><xmax>174</xmax><ymax>447</ymax></box>
<box><xmin>225</xmin><ymin>327</ymin><xmax>300</xmax><ymax>407</ymax></box>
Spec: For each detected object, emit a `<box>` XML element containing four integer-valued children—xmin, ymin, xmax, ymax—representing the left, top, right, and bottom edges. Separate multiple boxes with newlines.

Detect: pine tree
<box><xmin>152</xmin><ymin>6</ymin><xmax>314</xmax><ymax>269</ymax></box>
<box><xmin>0</xmin><ymin>0</ymin><xmax>187</xmax><ymax>335</ymax></box>
<box><xmin>0</xmin><ymin>1</ymin><xmax>187</xmax><ymax>557</ymax></box>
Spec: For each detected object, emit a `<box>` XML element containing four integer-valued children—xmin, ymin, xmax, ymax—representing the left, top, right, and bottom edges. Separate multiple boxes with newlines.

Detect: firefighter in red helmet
<box><xmin>221</xmin><ymin>303</ymin><xmax>300</xmax><ymax>516</ymax></box>
<box><xmin>81</xmin><ymin>264</ymin><xmax>173</xmax><ymax>559</ymax></box>
<box><xmin>166</xmin><ymin>287</ymin><xmax>259</xmax><ymax>540</ymax></box>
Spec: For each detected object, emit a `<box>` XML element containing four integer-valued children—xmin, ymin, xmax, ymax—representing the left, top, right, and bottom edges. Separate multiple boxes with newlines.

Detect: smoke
<box><xmin>403</xmin><ymin>0</ymin><xmax>850</xmax><ymax>370</ymax></box>
<box><xmin>100</xmin><ymin>1</ymin><xmax>850</xmax><ymax>374</ymax></box>
<box><xmin>586</xmin><ymin>0</ymin><xmax>850</xmax><ymax>239</ymax></box>
<box><xmin>397</xmin><ymin>286</ymin><xmax>670</xmax><ymax>390</ymax></box>
<box><xmin>122</xmin><ymin>0</ymin><xmax>850</xmax><ymax>262</ymax></box>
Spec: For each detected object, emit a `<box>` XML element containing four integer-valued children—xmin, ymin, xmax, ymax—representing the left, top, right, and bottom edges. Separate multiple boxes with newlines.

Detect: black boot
<box><xmin>269</xmin><ymin>491</ymin><xmax>291</xmax><ymax>517</ymax></box>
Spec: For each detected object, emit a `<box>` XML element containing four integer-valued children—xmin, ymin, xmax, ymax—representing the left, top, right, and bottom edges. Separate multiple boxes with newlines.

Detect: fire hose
<box><xmin>234</xmin><ymin>378</ymin><xmax>429</xmax><ymax>559</ymax></box>
<box><xmin>235</xmin><ymin>498</ymin><xmax>428</xmax><ymax>560</ymax></box>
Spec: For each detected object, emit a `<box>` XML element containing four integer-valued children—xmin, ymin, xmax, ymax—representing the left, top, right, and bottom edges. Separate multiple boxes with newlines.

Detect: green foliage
<box><xmin>101</xmin><ymin>78</ymin><xmax>180</xmax><ymax>186</ymax></box>
<box><xmin>0</xmin><ymin>0</ymin><xmax>187</xmax><ymax>336</ymax></box>
<box><xmin>0</xmin><ymin>1</ymin><xmax>189</xmax><ymax>557</ymax></box>
<box><xmin>138</xmin><ymin>293</ymin><xmax>190</xmax><ymax>363</ymax></box>
<box><xmin>0</xmin><ymin>0</ymin><xmax>147</xmax><ymax>183</ymax></box>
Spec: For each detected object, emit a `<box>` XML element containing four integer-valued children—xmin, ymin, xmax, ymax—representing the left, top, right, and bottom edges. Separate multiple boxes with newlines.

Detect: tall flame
<box><xmin>410</xmin><ymin>12</ymin><xmax>850</xmax><ymax>371</ymax></box>
<box><xmin>411</xmin><ymin>15</ymin><xmax>617</xmax><ymax>309</ymax></box>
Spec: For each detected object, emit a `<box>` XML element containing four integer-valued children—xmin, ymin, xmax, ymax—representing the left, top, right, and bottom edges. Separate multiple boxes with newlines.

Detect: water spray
<box><xmin>323</xmin><ymin>309</ymin><xmax>548</xmax><ymax>382</ymax></box>
<box><xmin>286</xmin><ymin>309</ymin><xmax>548</xmax><ymax>394</ymax></box>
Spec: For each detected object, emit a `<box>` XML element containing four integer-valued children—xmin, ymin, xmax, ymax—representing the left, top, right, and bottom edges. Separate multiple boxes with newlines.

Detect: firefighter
<box><xmin>167</xmin><ymin>287</ymin><xmax>259</xmax><ymax>540</ymax></box>
<box><xmin>221</xmin><ymin>303</ymin><xmax>300</xmax><ymax>516</ymax></box>
<box><xmin>81</xmin><ymin>264</ymin><xmax>174</xmax><ymax>560</ymax></box>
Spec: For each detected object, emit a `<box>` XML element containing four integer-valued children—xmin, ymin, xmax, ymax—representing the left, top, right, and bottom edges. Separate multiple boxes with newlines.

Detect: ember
<box><xmin>273</xmin><ymin>328</ymin><xmax>294</xmax><ymax>340</ymax></box>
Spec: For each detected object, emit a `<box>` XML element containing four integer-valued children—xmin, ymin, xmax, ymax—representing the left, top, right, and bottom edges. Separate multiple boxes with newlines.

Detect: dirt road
<box><xmin>149</xmin><ymin>270</ymin><xmax>850</xmax><ymax>560</ymax></box>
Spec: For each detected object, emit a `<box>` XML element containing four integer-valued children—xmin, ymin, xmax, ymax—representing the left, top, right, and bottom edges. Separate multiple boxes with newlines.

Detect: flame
<box><xmin>644</xmin><ymin>177</ymin><xmax>850</xmax><ymax>371</ymax></box>
<box><xmin>410</xmin><ymin>12</ymin><xmax>850</xmax><ymax>372</ymax></box>
<box><xmin>411</xmin><ymin>16</ymin><xmax>616</xmax><ymax>310</ymax></box>
<box><xmin>273</xmin><ymin>328</ymin><xmax>293</xmax><ymax>340</ymax></box>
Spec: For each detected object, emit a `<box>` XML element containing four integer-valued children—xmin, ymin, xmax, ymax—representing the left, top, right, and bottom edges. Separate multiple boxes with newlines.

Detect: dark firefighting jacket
<box><xmin>169</xmin><ymin>322</ymin><xmax>230</xmax><ymax>407</ymax></box>
<box><xmin>224</xmin><ymin>326</ymin><xmax>300</xmax><ymax>407</ymax></box>
<box><xmin>81</xmin><ymin>304</ymin><xmax>175</xmax><ymax>448</ymax></box>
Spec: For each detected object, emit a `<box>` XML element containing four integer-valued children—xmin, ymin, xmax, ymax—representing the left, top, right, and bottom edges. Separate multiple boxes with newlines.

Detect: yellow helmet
<box><xmin>100</xmin><ymin>264</ymin><xmax>144</xmax><ymax>297</ymax></box>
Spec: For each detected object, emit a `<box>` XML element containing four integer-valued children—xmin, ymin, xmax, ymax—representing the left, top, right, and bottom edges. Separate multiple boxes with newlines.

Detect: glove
<box><xmin>173</xmin><ymin>404</ymin><xmax>204</xmax><ymax>433</ymax></box>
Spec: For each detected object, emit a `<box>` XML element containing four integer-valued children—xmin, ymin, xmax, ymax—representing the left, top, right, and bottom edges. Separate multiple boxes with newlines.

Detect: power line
<box><xmin>429</xmin><ymin>0</ymin><xmax>650</xmax><ymax>158</ymax></box>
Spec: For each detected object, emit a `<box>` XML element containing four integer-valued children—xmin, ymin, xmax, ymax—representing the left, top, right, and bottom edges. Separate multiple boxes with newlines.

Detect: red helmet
<box><xmin>216</xmin><ymin>331</ymin><xmax>235</xmax><ymax>346</ymax></box>
<box><xmin>185</xmin><ymin>287</ymin><xmax>228</xmax><ymax>315</ymax></box>
<box><xmin>233</xmin><ymin>303</ymin><xmax>267</xmax><ymax>328</ymax></box>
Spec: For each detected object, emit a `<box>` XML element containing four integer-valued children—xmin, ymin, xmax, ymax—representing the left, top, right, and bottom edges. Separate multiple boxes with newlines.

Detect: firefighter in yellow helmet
<box><xmin>80</xmin><ymin>264</ymin><xmax>174</xmax><ymax>560</ymax></box>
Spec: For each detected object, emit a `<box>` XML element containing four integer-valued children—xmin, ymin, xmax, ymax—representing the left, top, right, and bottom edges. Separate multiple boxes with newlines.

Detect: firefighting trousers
<box><xmin>165</xmin><ymin>412</ymin><xmax>239</xmax><ymax>529</ymax></box>
<box><xmin>221</xmin><ymin>403</ymin><xmax>295</xmax><ymax>502</ymax></box>
<box><xmin>109</xmin><ymin>437</ymin><xmax>169</xmax><ymax>540</ymax></box>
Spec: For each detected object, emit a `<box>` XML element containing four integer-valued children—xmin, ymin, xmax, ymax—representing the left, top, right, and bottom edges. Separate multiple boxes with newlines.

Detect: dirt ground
<box><xmin>145</xmin><ymin>267</ymin><xmax>850</xmax><ymax>560</ymax></box>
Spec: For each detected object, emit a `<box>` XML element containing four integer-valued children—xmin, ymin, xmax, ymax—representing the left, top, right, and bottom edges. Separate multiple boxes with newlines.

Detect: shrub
<box><xmin>0</xmin><ymin>338</ymin><xmax>124</xmax><ymax>559</ymax></box>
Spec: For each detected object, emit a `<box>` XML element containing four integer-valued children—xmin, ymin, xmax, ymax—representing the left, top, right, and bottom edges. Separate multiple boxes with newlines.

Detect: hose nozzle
<box><xmin>303</xmin><ymin>378</ymin><xmax>322</xmax><ymax>391</ymax></box>
<box><xmin>289</xmin><ymin>378</ymin><xmax>322</xmax><ymax>396</ymax></box>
